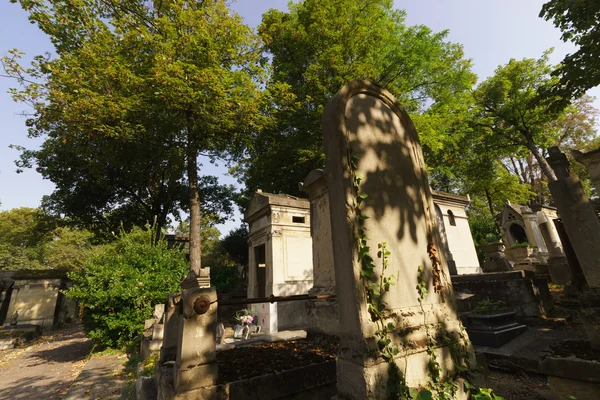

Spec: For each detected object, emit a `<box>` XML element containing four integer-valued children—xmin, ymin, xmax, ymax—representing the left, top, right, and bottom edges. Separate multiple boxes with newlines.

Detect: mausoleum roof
<box><xmin>245</xmin><ymin>190</ymin><xmax>310</xmax><ymax>220</ymax></box>
<box><xmin>430</xmin><ymin>190</ymin><xmax>470</xmax><ymax>206</ymax></box>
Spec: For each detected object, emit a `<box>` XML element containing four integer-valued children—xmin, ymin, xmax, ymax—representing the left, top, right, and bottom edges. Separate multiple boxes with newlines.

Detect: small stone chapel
<box><xmin>496</xmin><ymin>201</ymin><xmax>571</xmax><ymax>283</ymax></box>
<box><xmin>244</xmin><ymin>190</ymin><xmax>313</xmax><ymax>333</ymax></box>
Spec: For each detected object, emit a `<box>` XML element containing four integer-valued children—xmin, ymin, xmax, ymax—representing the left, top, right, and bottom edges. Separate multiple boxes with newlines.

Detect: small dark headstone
<box><xmin>465</xmin><ymin>311</ymin><xmax>527</xmax><ymax>347</ymax></box>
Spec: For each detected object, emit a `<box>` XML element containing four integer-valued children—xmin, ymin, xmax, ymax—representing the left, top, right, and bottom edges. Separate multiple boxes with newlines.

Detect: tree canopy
<box><xmin>3</xmin><ymin>0</ymin><xmax>600</xmax><ymax>273</ymax></box>
<box><xmin>234</xmin><ymin>0</ymin><xmax>476</xmax><ymax>204</ymax></box>
<box><xmin>540</xmin><ymin>0</ymin><xmax>600</xmax><ymax>99</ymax></box>
<box><xmin>0</xmin><ymin>207</ymin><xmax>94</xmax><ymax>270</ymax></box>
<box><xmin>4</xmin><ymin>0</ymin><xmax>266</xmax><ymax>273</ymax></box>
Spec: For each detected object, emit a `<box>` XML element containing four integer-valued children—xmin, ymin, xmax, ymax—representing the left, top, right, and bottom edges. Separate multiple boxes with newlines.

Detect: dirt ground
<box><xmin>0</xmin><ymin>322</ymin><xmax>93</xmax><ymax>400</ymax></box>
<box><xmin>485</xmin><ymin>369</ymin><xmax>559</xmax><ymax>400</ymax></box>
<box><xmin>217</xmin><ymin>334</ymin><xmax>337</xmax><ymax>384</ymax></box>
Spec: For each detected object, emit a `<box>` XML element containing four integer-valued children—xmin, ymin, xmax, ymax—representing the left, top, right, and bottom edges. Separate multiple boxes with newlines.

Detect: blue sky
<box><xmin>1</xmin><ymin>0</ymin><xmax>598</xmax><ymax>236</ymax></box>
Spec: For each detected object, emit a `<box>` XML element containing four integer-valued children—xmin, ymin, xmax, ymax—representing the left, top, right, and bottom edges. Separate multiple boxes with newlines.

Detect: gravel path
<box><xmin>0</xmin><ymin>323</ymin><xmax>93</xmax><ymax>400</ymax></box>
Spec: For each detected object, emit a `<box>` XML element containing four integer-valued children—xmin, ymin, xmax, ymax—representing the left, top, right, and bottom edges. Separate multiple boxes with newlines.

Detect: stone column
<box><xmin>302</xmin><ymin>169</ymin><xmax>336</xmax><ymax>295</ymax></box>
<box><xmin>547</xmin><ymin>147</ymin><xmax>600</xmax><ymax>288</ymax></box>
<box><xmin>520</xmin><ymin>206</ymin><xmax>548</xmax><ymax>264</ymax></box>
<box><xmin>536</xmin><ymin>212</ymin><xmax>562</xmax><ymax>254</ymax></box>
<box><xmin>301</xmin><ymin>169</ymin><xmax>340</xmax><ymax>335</ymax></box>
<box><xmin>323</xmin><ymin>81</ymin><xmax>474</xmax><ymax>399</ymax></box>
<box><xmin>173</xmin><ymin>278</ymin><xmax>218</xmax><ymax>396</ymax></box>
<box><xmin>537</xmin><ymin>213</ymin><xmax>572</xmax><ymax>284</ymax></box>
<box><xmin>247</xmin><ymin>238</ymin><xmax>258</xmax><ymax>298</ymax></box>
<box><xmin>253</xmin><ymin>230</ymin><xmax>278</xmax><ymax>334</ymax></box>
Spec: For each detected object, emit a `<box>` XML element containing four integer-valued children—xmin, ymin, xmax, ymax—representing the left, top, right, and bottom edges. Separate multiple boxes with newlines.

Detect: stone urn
<box><xmin>481</xmin><ymin>242</ymin><xmax>513</xmax><ymax>273</ymax></box>
<box><xmin>508</xmin><ymin>245</ymin><xmax>537</xmax><ymax>271</ymax></box>
<box><xmin>481</xmin><ymin>242</ymin><xmax>505</xmax><ymax>255</ymax></box>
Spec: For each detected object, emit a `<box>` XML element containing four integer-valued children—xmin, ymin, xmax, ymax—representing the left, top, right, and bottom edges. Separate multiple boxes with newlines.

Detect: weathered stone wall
<box><xmin>451</xmin><ymin>271</ymin><xmax>554</xmax><ymax>318</ymax></box>
<box><xmin>4</xmin><ymin>278</ymin><xmax>61</xmax><ymax>329</ymax></box>
<box><xmin>0</xmin><ymin>270</ymin><xmax>72</xmax><ymax>330</ymax></box>
<box><xmin>157</xmin><ymin>360</ymin><xmax>336</xmax><ymax>400</ymax></box>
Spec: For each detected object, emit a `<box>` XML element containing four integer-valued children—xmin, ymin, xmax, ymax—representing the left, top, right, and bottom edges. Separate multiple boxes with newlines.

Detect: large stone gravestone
<box><xmin>323</xmin><ymin>81</ymin><xmax>474</xmax><ymax>398</ymax></box>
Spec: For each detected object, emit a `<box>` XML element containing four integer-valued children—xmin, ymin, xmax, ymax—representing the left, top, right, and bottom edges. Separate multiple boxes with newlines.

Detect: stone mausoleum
<box><xmin>245</xmin><ymin>185</ymin><xmax>481</xmax><ymax>333</ymax></box>
<box><xmin>496</xmin><ymin>201</ymin><xmax>571</xmax><ymax>283</ymax></box>
<box><xmin>245</xmin><ymin>190</ymin><xmax>313</xmax><ymax>333</ymax></box>
<box><xmin>0</xmin><ymin>270</ymin><xmax>76</xmax><ymax>330</ymax></box>
<box><xmin>432</xmin><ymin>190</ymin><xmax>482</xmax><ymax>275</ymax></box>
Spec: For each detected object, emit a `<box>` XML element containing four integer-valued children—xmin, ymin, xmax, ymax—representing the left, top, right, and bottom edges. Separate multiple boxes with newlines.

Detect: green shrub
<box><xmin>468</xmin><ymin>213</ymin><xmax>502</xmax><ymax>264</ymax></box>
<box><xmin>67</xmin><ymin>227</ymin><xmax>188</xmax><ymax>348</ymax></box>
<box><xmin>510</xmin><ymin>241</ymin><xmax>532</xmax><ymax>248</ymax></box>
<box><xmin>472</xmin><ymin>300</ymin><xmax>507</xmax><ymax>315</ymax></box>
<box><xmin>210</xmin><ymin>265</ymin><xmax>240</xmax><ymax>294</ymax></box>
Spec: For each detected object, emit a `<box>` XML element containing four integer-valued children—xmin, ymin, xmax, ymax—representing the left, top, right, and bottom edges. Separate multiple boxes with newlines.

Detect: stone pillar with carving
<box><xmin>172</xmin><ymin>280</ymin><xmax>218</xmax><ymax>397</ymax></box>
<box><xmin>520</xmin><ymin>206</ymin><xmax>549</xmax><ymax>265</ymax></box>
<box><xmin>547</xmin><ymin>147</ymin><xmax>600</xmax><ymax>288</ymax></box>
<box><xmin>537</xmin><ymin>212</ymin><xmax>572</xmax><ymax>284</ymax></box>
<box><xmin>572</xmin><ymin>148</ymin><xmax>600</xmax><ymax>196</ymax></box>
<box><xmin>160</xmin><ymin>292</ymin><xmax>181</xmax><ymax>364</ymax></box>
<box><xmin>301</xmin><ymin>169</ymin><xmax>340</xmax><ymax>335</ymax></box>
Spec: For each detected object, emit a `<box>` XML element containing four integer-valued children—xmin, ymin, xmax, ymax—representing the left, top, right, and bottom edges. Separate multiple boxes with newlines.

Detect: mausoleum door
<box><xmin>254</xmin><ymin>244</ymin><xmax>266</xmax><ymax>298</ymax></box>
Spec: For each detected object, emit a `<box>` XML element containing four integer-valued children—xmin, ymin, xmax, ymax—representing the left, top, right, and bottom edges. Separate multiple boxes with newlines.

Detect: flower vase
<box><xmin>233</xmin><ymin>324</ymin><xmax>244</xmax><ymax>339</ymax></box>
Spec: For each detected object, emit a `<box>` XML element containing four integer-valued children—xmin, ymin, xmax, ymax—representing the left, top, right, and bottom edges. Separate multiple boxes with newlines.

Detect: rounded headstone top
<box><xmin>301</xmin><ymin>169</ymin><xmax>328</xmax><ymax>199</ymax></box>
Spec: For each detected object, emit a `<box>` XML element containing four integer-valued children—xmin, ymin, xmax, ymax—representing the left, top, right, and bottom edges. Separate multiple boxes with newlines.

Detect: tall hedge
<box><xmin>68</xmin><ymin>227</ymin><xmax>188</xmax><ymax>348</ymax></box>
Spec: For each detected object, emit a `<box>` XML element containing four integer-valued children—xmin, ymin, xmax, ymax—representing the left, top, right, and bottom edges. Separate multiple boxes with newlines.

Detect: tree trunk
<box><xmin>509</xmin><ymin>157</ymin><xmax>525</xmax><ymax>184</ymax></box>
<box><xmin>484</xmin><ymin>187</ymin><xmax>495</xmax><ymax>216</ymax></box>
<box><xmin>517</xmin><ymin>157</ymin><xmax>527</xmax><ymax>184</ymax></box>
<box><xmin>186</xmin><ymin>110</ymin><xmax>202</xmax><ymax>276</ymax></box>
<box><xmin>526</xmin><ymin>153</ymin><xmax>538</xmax><ymax>203</ymax></box>
<box><xmin>527</xmin><ymin>140</ymin><xmax>557</xmax><ymax>182</ymax></box>
<box><xmin>153</xmin><ymin>206</ymin><xmax>169</xmax><ymax>244</ymax></box>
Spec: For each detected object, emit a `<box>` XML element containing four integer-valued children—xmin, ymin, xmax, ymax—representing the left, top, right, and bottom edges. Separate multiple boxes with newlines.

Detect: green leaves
<box><xmin>471</xmin><ymin>387</ymin><xmax>505</xmax><ymax>400</ymax></box>
<box><xmin>4</xmin><ymin>0</ymin><xmax>266</xmax><ymax>240</ymax></box>
<box><xmin>415</xmin><ymin>390</ymin><xmax>433</xmax><ymax>400</ymax></box>
<box><xmin>416</xmin><ymin>265</ymin><xmax>429</xmax><ymax>302</ymax></box>
<box><xmin>67</xmin><ymin>227</ymin><xmax>188</xmax><ymax>348</ymax></box>
<box><xmin>237</xmin><ymin>0</ymin><xmax>476</xmax><ymax>198</ymax></box>
<box><xmin>540</xmin><ymin>0</ymin><xmax>600</xmax><ymax>99</ymax></box>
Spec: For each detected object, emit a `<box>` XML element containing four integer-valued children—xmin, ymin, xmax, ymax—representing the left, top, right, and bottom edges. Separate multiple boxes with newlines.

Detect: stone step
<box><xmin>468</xmin><ymin>324</ymin><xmax>527</xmax><ymax>347</ymax></box>
<box><xmin>467</xmin><ymin>322</ymin><xmax>523</xmax><ymax>332</ymax></box>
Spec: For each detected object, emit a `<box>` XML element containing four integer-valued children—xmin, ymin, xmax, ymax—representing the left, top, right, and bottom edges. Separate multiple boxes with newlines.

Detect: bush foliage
<box><xmin>67</xmin><ymin>227</ymin><xmax>188</xmax><ymax>348</ymax></box>
<box><xmin>210</xmin><ymin>265</ymin><xmax>240</xmax><ymax>294</ymax></box>
<box><xmin>468</xmin><ymin>212</ymin><xmax>502</xmax><ymax>264</ymax></box>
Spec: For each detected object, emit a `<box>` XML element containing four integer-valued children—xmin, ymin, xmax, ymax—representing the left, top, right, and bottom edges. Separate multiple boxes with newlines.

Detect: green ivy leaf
<box><xmin>416</xmin><ymin>389</ymin><xmax>433</xmax><ymax>400</ymax></box>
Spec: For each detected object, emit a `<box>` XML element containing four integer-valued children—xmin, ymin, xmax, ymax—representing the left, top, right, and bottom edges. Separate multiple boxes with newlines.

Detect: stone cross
<box><xmin>322</xmin><ymin>80</ymin><xmax>473</xmax><ymax>398</ymax></box>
